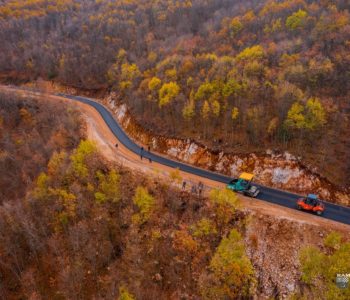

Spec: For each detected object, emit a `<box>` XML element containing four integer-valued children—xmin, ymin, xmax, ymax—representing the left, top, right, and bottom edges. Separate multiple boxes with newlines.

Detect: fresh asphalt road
<box><xmin>53</xmin><ymin>93</ymin><xmax>350</xmax><ymax>226</ymax></box>
<box><xmin>4</xmin><ymin>83</ymin><xmax>347</xmax><ymax>226</ymax></box>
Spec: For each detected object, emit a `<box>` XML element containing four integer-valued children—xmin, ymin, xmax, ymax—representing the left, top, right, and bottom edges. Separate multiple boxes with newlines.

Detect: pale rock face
<box><xmin>318</xmin><ymin>188</ymin><xmax>330</xmax><ymax>200</ymax></box>
<box><xmin>152</xmin><ymin>138</ymin><xmax>157</xmax><ymax>149</ymax></box>
<box><xmin>284</xmin><ymin>151</ymin><xmax>296</xmax><ymax>161</ymax></box>
<box><xmin>286</xmin><ymin>282</ymin><xmax>295</xmax><ymax>292</ymax></box>
<box><xmin>229</xmin><ymin>157</ymin><xmax>244</xmax><ymax>177</ymax></box>
<box><xmin>184</xmin><ymin>143</ymin><xmax>198</xmax><ymax>161</ymax></box>
<box><xmin>271</xmin><ymin>167</ymin><xmax>303</xmax><ymax>184</ymax></box>
<box><xmin>250</xmin><ymin>153</ymin><xmax>258</xmax><ymax>160</ymax></box>
<box><xmin>215</xmin><ymin>155</ymin><xmax>228</xmax><ymax>172</ymax></box>
<box><xmin>168</xmin><ymin>147</ymin><xmax>180</xmax><ymax>157</ymax></box>
<box><xmin>108</xmin><ymin>98</ymin><xmax>116</xmax><ymax>110</ymax></box>
<box><xmin>215</xmin><ymin>160</ymin><xmax>224</xmax><ymax>172</ymax></box>
<box><xmin>123</xmin><ymin>116</ymin><xmax>130</xmax><ymax>127</ymax></box>
<box><xmin>266</xmin><ymin>149</ymin><xmax>273</xmax><ymax>155</ymax></box>
<box><xmin>116</xmin><ymin>104</ymin><xmax>127</xmax><ymax>121</ymax></box>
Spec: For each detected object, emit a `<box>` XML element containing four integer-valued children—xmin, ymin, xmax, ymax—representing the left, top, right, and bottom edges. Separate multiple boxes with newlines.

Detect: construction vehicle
<box><xmin>297</xmin><ymin>194</ymin><xmax>325</xmax><ymax>215</ymax></box>
<box><xmin>227</xmin><ymin>172</ymin><xmax>260</xmax><ymax>198</ymax></box>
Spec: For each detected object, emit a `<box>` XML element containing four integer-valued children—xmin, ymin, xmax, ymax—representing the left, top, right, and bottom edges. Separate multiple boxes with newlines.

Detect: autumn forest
<box><xmin>0</xmin><ymin>0</ymin><xmax>349</xmax><ymax>186</ymax></box>
<box><xmin>0</xmin><ymin>0</ymin><xmax>350</xmax><ymax>299</ymax></box>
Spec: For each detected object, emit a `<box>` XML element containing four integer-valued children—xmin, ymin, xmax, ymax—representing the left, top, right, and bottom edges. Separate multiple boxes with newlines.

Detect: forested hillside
<box><xmin>0</xmin><ymin>0</ymin><xmax>349</xmax><ymax>186</ymax></box>
<box><xmin>0</xmin><ymin>138</ymin><xmax>257</xmax><ymax>299</ymax></box>
<box><xmin>0</xmin><ymin>125</ymin><xmax>349</xmax><ymax>300</ymax></box>
<box><xmin>0</xmin><ymin>91</ymin><xmax>83</xmax><ymax>202</ymax></box>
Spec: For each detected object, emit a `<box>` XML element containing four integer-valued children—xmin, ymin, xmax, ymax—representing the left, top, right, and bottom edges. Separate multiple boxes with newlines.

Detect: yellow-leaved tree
<box><xmin>132</xmin><ymin>186</ymin><xmax>155</xmax><ymax>225</ymax></box>
<box><xmin>70</xmin><ymin>140</ymin><xmax>97</xmax><ymax>178</ymax></box>
<box><xmin>148</xmin><ymin>76</ymin><xmax>162</xmax><ymax>91</ymax></box>
<box><xmin>209</xmin><ymin>188</ymin><xmax>240</xmax><ymax>227</ymax></box>
<box><xmin>299</xmin><ymin>232</ymin><xmax>350</xmax><ymax>299</ymax></box>
<box><xmin>159</xmin><ymin>82</ymin><xmax>180</xmax><ymax>107</ymax></box>
<box><xmin>118</xmin><ymin>286</ymin><xmax>135</xmax><ymax>300</ymax></box>
<box><xmin>236</xmin><ymin>45</ymin><xmax>265</xmax><ymax>62</ymax></box>
<box><xmin>286</xmin><ymin>9</ymin><xmax>308</xmax><ymax>31</ymax></box>
<box><xmin>200</xmin><ymin>229</ymin><xmax>256</xmax><ymax>299</ymax></box>
<box><xmin>284</xmin><ymin>98</ymin><xmax>326</xmax><ymax>131</ymax></box>
<box><xmin>94</xmin><ymin>170</ymin><xmax>120</xmax><ymax>204</ymax></box>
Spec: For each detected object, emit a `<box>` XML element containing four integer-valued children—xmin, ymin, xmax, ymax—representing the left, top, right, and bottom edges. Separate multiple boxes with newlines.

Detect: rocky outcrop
<box><xmin>245</xmin><ymin>214</ymin><xmax>330</xmax><ymax>299</ymax></box>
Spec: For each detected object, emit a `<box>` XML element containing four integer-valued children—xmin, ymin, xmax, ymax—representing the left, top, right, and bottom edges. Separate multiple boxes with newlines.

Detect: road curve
<box><xmin>4</xmin><ymin>86</ymin><xmax>350</xmax><ymax>225</ymax></box>
<box><xmin>58</xmin><ymin>93</ymin><xmax>350</xmax><ymax>226</ymax></box>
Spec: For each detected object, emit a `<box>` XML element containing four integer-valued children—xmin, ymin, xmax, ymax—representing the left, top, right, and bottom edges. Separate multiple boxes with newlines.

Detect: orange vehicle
<box><xmin>297</xmin><ymin>194</ymin><xmax>325</xmax><ymax>215</ymax></box>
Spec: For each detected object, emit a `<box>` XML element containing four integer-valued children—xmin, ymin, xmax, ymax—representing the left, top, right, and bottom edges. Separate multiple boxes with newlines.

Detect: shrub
<box><xmin>70</xmin><ymin>140</ymin><xmax>97</xmax><ymax>178</ymax></box>
<box><xmin>191</xmin><ymin>218</ymin><xmax>217</xmax><ymax>238</ymax></box>
<box><xmin>299</xmin><ymin>232</ymin><xmax>350</xmax><ymax>299</ymax></box>
<box><xmin>118</xmin><ymin>286</ymin><xmax>135</xmax><ymax>300</ymax></box>
<box><xmin>132</xmin><ymin>186</ymin><xmax>155</xmax><ymax>225</ymax></box>
<box><xmin>200</xmin><ymin>229</ymin><xmax>255</xmax><ymax>299</ymax></box>
<box><xmin>95</xmin><ymin>170</ymin><xmax>120</xmax><ymax>204</ymax></box>
<box><xmin>209</xmin><ymin>188</ymin><xmax>240</xmax><ymax>226</ymax></box>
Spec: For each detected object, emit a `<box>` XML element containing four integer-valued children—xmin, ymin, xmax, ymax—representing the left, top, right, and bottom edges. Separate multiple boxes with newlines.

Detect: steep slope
<box><xmin>0</xmin><ymin>91</ymin><xmax>83</xmax><ymax>202</ymax></box>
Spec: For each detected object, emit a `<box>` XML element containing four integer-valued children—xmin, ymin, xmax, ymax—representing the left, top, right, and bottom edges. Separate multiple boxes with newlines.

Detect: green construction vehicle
<box><xmin>227</xmin><ymin>172</ymin><xmax>260</xmax><ymax>198</ymax></box>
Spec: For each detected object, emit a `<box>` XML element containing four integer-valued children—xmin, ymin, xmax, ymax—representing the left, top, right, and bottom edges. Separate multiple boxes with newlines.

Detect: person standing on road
<box><xmin>182</xmin><ymin>180</ymin><xmax>187</xmax><ymax>190</ymax></box>
<box><xmin>140</xmin><ymin>146</ymin><xmax>144</xmax><ymax>160</ymax></box>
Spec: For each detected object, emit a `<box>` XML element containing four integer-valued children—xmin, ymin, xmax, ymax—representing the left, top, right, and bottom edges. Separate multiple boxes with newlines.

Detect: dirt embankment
<box><xmin>21</xmin><ymin>80</ymin><xmax>350</xmax><ymax>206</ymax></box>
<box><xmin>245</xmin><ymin>213</ymin><xmax>350</xmax><ymax>299</ymax></box>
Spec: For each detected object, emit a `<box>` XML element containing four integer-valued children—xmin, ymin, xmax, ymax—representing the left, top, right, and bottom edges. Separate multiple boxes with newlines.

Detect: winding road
<box><xmin>3</xmin><ymin>86</ymin><xmax>350</xmax><ymax>226</ymax></box>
